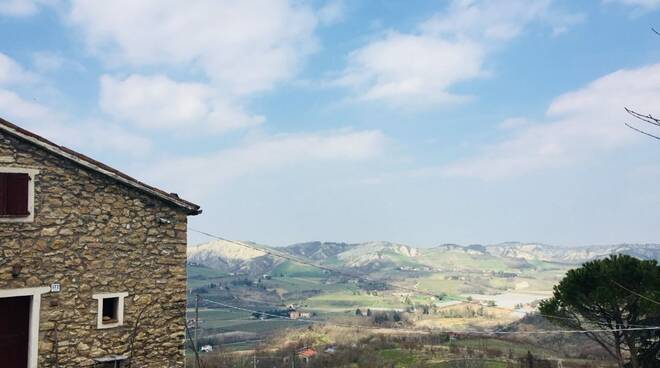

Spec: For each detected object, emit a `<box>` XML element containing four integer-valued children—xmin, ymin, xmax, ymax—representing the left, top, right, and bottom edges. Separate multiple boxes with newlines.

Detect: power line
<box><xmin>190</xmin><ymin>228</ymin><xmax>574</xmax><ymax>327</ymax></box>
<box><xmin>198</xmin><ymin>296</ymin><xmax>660</xmax><ymax>336</ymax></box>
<box><xmin>190</xmin><ymin>228</ymin><xmax>443</xmax><ymax>299</ymax></box>
<box><xmin>200</xmin><ymin>297</ymin><xmax>416</xmax><ymax>333</ymax></box>
<box><xmin>201</xmin><ymin>298</ymin><xmax>313</xmax><ymax>323</ymax></box>
<box><xmin>478</xmin><ymin>326</ymin><xmax>660</xmax><ymax>335</ymax></box>
<box><xmin>190</xmin><ymin>228</ymin><xmax>585</xmax><ymax>325</ymax></box>
<box><xmin>611</xmin><ymin>280</ymin><xmax>660</xmax><ymax>306</ymax></box>
<box><xmin>189</xmin><ymin>228</ymin><xmax>657</xmax><ymax>330</ymax></box>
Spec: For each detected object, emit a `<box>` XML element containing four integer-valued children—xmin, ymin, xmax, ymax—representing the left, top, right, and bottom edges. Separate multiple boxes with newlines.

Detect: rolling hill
<box><xmin>186</xmin><ymin>240</ymin><xmax>660</xmax><ymax>352</ymax></box>
<box><xmin>187</xmin><ymin>240</ymin><xmax>660</xmax><ymax>276</ymax></box>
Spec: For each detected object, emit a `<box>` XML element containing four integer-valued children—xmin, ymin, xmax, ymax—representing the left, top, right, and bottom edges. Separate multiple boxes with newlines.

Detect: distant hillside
<box><xmin>188</xmin><ymin>239</ymin><xmax>660</xmax><ymax>275</ymax></box>
<box><xmin>486</xmin><ymin>242</ymin><xmax>660</xmax><ymax>264</ymax></box>
<box><xmin>284</xmin><ymin>241</ymin><xmax>354</xmax><ymax>260</ymax></box>
<box><xmin>187</xmin><ymin>239</ymin><xmax>278</xmax><ymax>275</ymax></box>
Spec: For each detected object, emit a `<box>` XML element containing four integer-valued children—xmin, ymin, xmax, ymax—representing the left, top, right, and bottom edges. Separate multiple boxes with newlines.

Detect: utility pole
<box><xmin>253</xmin><ymin>353</ymin><xmax>256</xmax><ymax>368</ymax></box>
<box><xmin>194</xmin><ymin>294</ymin><xmax>199</xmax><ymax>368</ymax></box>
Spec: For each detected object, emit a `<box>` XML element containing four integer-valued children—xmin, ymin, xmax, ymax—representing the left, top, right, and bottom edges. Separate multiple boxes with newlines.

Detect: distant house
<box><xmin>0</xmin><ymin>118</ymin><xmax>201</xmax><ymax>367</ymax></box>
<box><xmin>288</xmin><ymin>309</ymin><xmax>312</xmax><ymax>319</ymax></box>
<box><xmin>200</xmin><ymin>345</ymin><xmax>213</xmax><ymax>353</ymax></box>
<box><xmin>297</xmin><ymin>348</ymin><xmax>317</xmax><ymax>364</ymax></box>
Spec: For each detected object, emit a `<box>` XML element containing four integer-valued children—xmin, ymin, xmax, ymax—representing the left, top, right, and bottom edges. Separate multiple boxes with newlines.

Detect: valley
<box><xmin>185</xmin><ymin>241</ymin><xmax>660</xmax><ymax>367</ymax></box>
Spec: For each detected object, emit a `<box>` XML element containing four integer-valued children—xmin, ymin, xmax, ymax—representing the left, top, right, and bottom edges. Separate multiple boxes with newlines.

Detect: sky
<box><xmin>1</xmin><ymin>0</ymin><xmax>660</xmax><ymax>247</ymax></box>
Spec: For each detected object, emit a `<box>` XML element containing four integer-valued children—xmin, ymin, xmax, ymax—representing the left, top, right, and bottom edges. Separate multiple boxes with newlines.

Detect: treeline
<box><xmin>190</xmin><ymin>332</ymin><xmax>603</xmax><ymax>368</ymax></box>
<box><xmin>355</xmin><ymin>308</ymin><xmax>409</xmax><ymax>326</ymax></box>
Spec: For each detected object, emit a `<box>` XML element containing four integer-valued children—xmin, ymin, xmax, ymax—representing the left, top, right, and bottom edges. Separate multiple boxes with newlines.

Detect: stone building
<box><xmin>0</xmin><ymin>118</ymin><xmax>201</xmax><ymax>368</ymax></box>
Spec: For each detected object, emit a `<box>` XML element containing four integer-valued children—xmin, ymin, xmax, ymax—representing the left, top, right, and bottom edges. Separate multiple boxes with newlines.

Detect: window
<box><xmin>92</xmin><ymin>292</ymin><xmax>128</xmax><ymax>329</ymax></box>
<box><xmin>102</xmin><ymin>297</ymin><xmax>119</xmax><ymax>324</ymax></box>
<box><xmin>0</xmin><ymin>168</ymin><xmax>37</xmax><ymax>223</ymax></box>
<box><xmin>0</xmin><ymin>173</ymin><xmax>29</xmax><ymax>216</ymax></box>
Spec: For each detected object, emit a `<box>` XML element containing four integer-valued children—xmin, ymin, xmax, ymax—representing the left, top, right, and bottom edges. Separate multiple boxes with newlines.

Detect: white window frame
<box><xmin>92</xmin><ymin>292</ymin><xmax>128</xmax><ymax>329</ymax></box>
<box><xmin>0</xmin><ymin>167</ymin><xmax>39</xmax><ymax>223</ymax></box>
<box><xmin>0</xmin><ymin>286</ymin><xmax>50</xmax><ymax>368</ymax></box>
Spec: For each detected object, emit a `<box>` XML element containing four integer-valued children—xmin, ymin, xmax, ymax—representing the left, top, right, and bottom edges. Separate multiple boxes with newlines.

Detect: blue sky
<box><xmin>1</xmin><ymin>0</ymin><xmax>660</xmax><ymax>247</ymax></box>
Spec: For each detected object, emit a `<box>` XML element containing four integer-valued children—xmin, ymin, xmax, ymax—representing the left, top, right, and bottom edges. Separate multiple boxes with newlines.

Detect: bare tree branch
<box><xmin>625</xmin><ymin>123</ymin><xmax>660</xmax><ymax>140</ymax></box>
<box><xmin>625</xmin><ymin>108</ymin><xmax>660</xmax><ymax>127</ymax></box>
<box><xmin>125</xmin><ymin>299</ymin><xmax>156</xmax><ymax>368</ymax></box>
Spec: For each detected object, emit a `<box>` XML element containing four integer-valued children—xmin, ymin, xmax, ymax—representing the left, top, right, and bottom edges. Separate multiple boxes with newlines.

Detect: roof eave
<box><xmin>0</xmin><ymin>118</ymin><xmax>202</xmax><ymax>216</ymax></box>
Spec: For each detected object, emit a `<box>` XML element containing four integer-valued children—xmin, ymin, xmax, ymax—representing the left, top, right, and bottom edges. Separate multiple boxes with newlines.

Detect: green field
<box><xmin>416</xmin><ymin>276</ymin><xmax>467</xmax><ymax>295</ymax></box>
<box><xmin>187</xmin><ymin>265</ymin><xmax>229</xmax><ymax>289</ymax></box>
<box><xmin>377</xmin><ymin>348</ymin><xmax>511</xmax><ymax>368</ymax></box>
<box><xmin>379</xmin><ymin>349</ymin><xmax>417</xmax><ymax>366</ymax></box>
<box><xmin>452</xmin><ymin>338</ymin><xmax>550</xmax><ymax>356</ymax></box>
<box><xmin>189</xmin><ymin>308</ymin><xmax>308</xmax><ymax>335</ymax></box>
<box><xmin>184</xmin><ymin>255</ymin><xmax>571</xmax><ymax>352</ymax></box>
<box><xmin>271</xmin><ymin>260</ymin><xmax>328</xmax><ymax>277</ymax></box>
<box><xmin>306</xmin><ymin>291</ymin><xmax>408</xmax><ymax>310</ymax></box>
<box><xmin>418</xmin><ymin>251</ymin><xmax>514</xmax><ymax>272</ymax></box>
<box><xmin>189</xmin><ymin>265</ymin><xmax>229</xmax><ymax>279</ymax></box>
<box><xmin>435</xmin><ymin>360</ymin><xmax>509</xmax><ymax>368</ymax></box>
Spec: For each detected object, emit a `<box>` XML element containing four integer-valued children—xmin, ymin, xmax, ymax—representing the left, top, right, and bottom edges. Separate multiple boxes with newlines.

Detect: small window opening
<box><xmin>93</xmin><ymin>292</ymin><xmax>127</xmax><ymax>329</ymax></box>
<box><xmin>101</xmin><ymin>297</ymin><xmax>119</xmax><ymax>324</ymax></box>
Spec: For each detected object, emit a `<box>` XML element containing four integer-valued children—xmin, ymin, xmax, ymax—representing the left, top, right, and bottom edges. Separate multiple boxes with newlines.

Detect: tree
<box><xmin>520</xmin><ymin>350</ymin><xmax>535</xmax><ymax>368</ymax></box>
<box><xmin>539</xmin><ymin>254</ymin><xmax>660</xmax><ymax>368</ymax></box>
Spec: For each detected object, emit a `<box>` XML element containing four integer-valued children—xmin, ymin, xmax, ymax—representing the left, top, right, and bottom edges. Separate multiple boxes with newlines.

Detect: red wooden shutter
<box><xmin>6</xmin><ymin>173</ymin><xmax>29</xmax><ymax>216</ymax></box>
<box><xmin>0</xmin><ymin>174</ymin><xmax>6</xmax><ymax>215</ymax></box>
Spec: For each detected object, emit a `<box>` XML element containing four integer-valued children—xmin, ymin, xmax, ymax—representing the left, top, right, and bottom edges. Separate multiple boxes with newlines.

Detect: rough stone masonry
<box><xmin>0</xmin><ymin>120</ymin><xmax>201</xmax><ymax>368</ymax></box>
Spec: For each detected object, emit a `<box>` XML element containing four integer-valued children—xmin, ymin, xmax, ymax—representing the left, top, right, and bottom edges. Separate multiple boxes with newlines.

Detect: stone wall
<box><xmin>0</xmin><ymin>131</ymin><xmax>189</xmax><ymax>367</ymax></box>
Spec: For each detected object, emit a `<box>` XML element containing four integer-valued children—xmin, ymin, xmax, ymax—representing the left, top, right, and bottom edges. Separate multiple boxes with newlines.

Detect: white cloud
<box><xmin>0</xmin><ymin>0</ymin><xmax>56</xmax><ymax>17</ymax></box>
<box><xmin>99</xmin><ymin>74</ymin><xmax>263</xmax><ymax>133</ymax></box>
<box><xmin>0</xmin><ymin>55</ymin><xmax>150</xmax><ymax>156</ymax></box>
<box><xmin>419</xmin><ymin>0</ymin><xmax>578</xmax><ymax>40</ymax></box>
<box><xmin>63</xmin><ymin>120</ymin><xmax>153</xmax><ymax>156</ymax></box>
<box><xmin>336</xmin><ymin>0</ymin><xmax>581</xmax><ymax>108</ymax></box>
<box><xmin>68</xmin><ymin>0</ymin><xmax>319</xmax><ymax>95</ymax></box>
<box><xmin>336</xmin><ymin>32</ymin><xmax>484</xmax><ymax>107</ymax></box>
<box><xmin>442</xmin><ymin>63</ymin><xmax>660</xmax><ymax>179</ymax></box>
<box><xmin>68</xmin><ymin>0</ymin><xmax>334</xmax><ymax>136</ymax></box>
<box><xmin>318</xmin><ymin>0</ymin><xmax>345</xmax><ymax>25</ymax></box>
<box><xmin>31</xmin><ymin>51</ymin><xmax>86</xmax><ymax>74</ymax></box>
<box><xmin>146</xmin><ymin>129</ymin><xmax>387</xmax><ymax>198</ymax></box>
<box><xmin>31</xmin><ymin>52</ymin><xmax>64</xmax><ymax>72</ymax></box>
<box><xmin>0</xmin><ymin>88</ymin><xmax>152</xmax><ymax>156</ymax></box>
<box><xmin>0</xmin><ymin>55</ymin><xmax>50</xmax><ymax>128</ymax></box>
<box><xmin>0</xmin><ymin>0</ymin><xmax>39</xmax><ymax>16</ymax></box>
<box><xmin>0</xmin><ymin>53</ymin><xmax>36</xmax><ymax>85</ymax></box>
<box><xmin>498</xmin><ymin>117</ymin><xmax>530</xmax><ymax>130</ymax></box>
<box><xmin>0</xmin><ymin>89</ymin><xmax>51</xmax><ymax>120</ymax></box>
<box><xmin>0</xmin><ymin>93</ymin><xmax>152</xmax><ymax>158</ymax></box>
<box><xmin>603</xmin><ymin>0</ymin><xmax>660</xmax><ymax>11</ymax></box>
